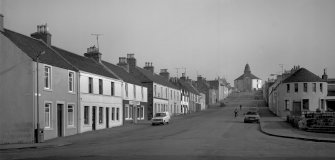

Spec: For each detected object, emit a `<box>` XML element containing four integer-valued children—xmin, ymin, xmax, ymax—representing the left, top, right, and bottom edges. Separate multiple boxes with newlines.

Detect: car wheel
<box><xmin>152</xmin><ymin>123</ymin><xmax>155</xmax><ymax>126</ymax></box>
<box><xmin>244</xmin><ymin>120</ymin><xmax>247</xmax><ymax>123</ymax></box>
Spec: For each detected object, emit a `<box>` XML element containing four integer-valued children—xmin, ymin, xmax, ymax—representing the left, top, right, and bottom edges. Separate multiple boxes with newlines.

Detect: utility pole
<box><xmin>91</xmin><ymin>34</ymin><xmax>103</xmax><ymax>49</ymax></box>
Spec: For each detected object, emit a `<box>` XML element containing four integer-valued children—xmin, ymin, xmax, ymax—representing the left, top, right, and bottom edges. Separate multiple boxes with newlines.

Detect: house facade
<box><xmin>268</xmin><ymin>67</ymin><xmax>327</xmax><ymax>118</ymax></box>
<box><xmin>53</xmin><ymin>46</ymin><xmax>123</xmax><ymax>133</ymax></box>
<box><xmin>1</xmin><ymin>23</ymin><xmax>79</xmax><ymax>143</ymax></box>
<box><xmin>103</xmin><ymin>58</ymin><xmax>148</xmax><ymax>123</ymax></box>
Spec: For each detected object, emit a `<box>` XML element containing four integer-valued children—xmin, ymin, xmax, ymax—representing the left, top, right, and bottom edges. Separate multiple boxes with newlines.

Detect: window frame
<box><xmin>67</xmin><ymin>104</ymin><xmax>74</xmax><ymax>126</ymax></box>
<box><xmin>99</xmin><ymin>79</ymin><xmax>103</xmax><ymax>95</ymax></box>
<box><xmin>116</xmin><ymin>108</ymin><xmax>120</xmax><ymax>121</ymax></box>
<box><xmin>286</xmin><ymin>84</ymin><xmax>290</xmax><ymax>93</ymax></box>
<box><xmin>99</xmin><ymin>107</ymin><xmax>103</xmax><ymax>124</ymax></box>
<box><xmin>312</xmin><ymin>83</ymin><xmax>316</xmax><ymax>92</ymax></box>
<box><xmin>88</xmin><ymin>77</ymin><xmax>93</xmax><ymax>93</ymax></box>
<box><xmin>111</xmin><ymin>81</ymin><xmax>115</xmax><ymax>96</ymax></box>
<box><xmin>84</xmin><ymin>106</ymin><xmax>90</xmax><ymax>125</ymax></box>
<box><xmin>44</xmin><ymin>65</ymin><xmax>52</xmax><ymax>90</ymax></box>
<box><xmin>125</xmin><ymin>83</ymin><xmax>128</xmax><ymax>97</ymax></box>
<box><xmin>320</xmin><ymin>83</ymin><xmax>323</xmax><ymax>92</ymax></box>
<box><xmin>303</xmin><ymin>83</ymin><xmax>308</xmax><ymax>92</ymax></box>
<box><xmin>133</xmin><ymin>84</ymin><xmax>136</xmax><ymax>98</ymax></box>
<box><xmin>294</xmin><ymin>83</ymin><xmax>298</xmax><ymax>93</ymax></box>
<box><xmin>44</xmin><ymin>102</ymin><xmax>52</xmax><ymax>128</ymax></box>
<box><xmin>68</xmin><ymin>71</ymin><xmax>75</xmax><ymax>93</ymax></box>
<box><xmin>111</xmin><ymin>107</ymin><xmax>115</xmax><ymax>121</ymax></box>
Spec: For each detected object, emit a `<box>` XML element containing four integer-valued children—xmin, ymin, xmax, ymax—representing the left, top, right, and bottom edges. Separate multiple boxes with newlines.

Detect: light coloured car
<box><xmin>244</xmin><ymin>111</ymin><xmax>260</xmax><ymax>123</ymax></box>
<box><xmin>151</xmin><ymin>112</ymin><xmax>170</xmax><ymax>125</ymax></box>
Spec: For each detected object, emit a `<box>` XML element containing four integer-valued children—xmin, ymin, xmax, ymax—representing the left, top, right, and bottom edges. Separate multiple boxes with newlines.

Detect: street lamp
<box><xmin>35</xmin><ymin>51</ymin><xmax>45</xmax><ymax>143</ymax></box>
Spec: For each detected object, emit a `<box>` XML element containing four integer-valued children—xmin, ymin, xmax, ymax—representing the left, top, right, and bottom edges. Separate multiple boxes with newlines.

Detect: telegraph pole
<box><xmin>91</xmin><ymin>34</ymin><xmax>103</xmax><ymax>49</ymax></box>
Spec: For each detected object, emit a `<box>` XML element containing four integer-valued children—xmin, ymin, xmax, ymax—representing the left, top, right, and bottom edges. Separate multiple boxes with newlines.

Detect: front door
<box><xmin>57</xmin><ymin>104</ymin><xmax>63</xmax><ymax>137</ymax></box>
<box><xmin>92</xmin><ymin>106</ymin><xmax>96</xmax><ymax>130</ymax></box>
<box><xmin>292</xmin><ymin>102</ymin><xmax>302</xmax><ymax>116</ymax></box>
<box><xmin>106</xmin><ymin>108</ymin><xmax>109</xmax><ymax>128</ymax></box>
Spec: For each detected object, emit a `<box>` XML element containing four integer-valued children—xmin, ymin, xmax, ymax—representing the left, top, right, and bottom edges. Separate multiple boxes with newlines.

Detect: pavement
<box><xmin>258</xmin><ymin>107</ymin><xmax>335</xmax><ymax>143</ymax></box>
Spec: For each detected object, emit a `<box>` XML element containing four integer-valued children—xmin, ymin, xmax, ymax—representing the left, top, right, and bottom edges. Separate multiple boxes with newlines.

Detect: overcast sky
<box><xmin>2</xmin><ymin>0</ymin><xmax>335</xmax><ymax>84</ymax></box>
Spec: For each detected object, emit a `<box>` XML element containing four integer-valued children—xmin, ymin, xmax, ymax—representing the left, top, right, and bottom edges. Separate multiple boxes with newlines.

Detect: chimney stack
<box><xmin>144</xmin><ymin>62</ymin><xmax>154</xmax><ymax>73</ymax></box>
<box><xmin>31</xmin><ymin>24</ymin><xmax>51</xmax><ymax>46</ymax></box>
<box><xmin>159</xmin><ymin>69</ymin><xmax>170</xmax><ymax>79</ymax></box>
<box><xmin>0</xmin><ymin>14</ymin><xmax>3</xmax><ymax>32</ymax></box>
<box><xmin>322</xmin><ymin>68</ymin><xmax>328</xmax><ymax>81</ymax></box>
<box><xmin>126</xmin><ymin>53</ymin><xmax>136</xmax><ymax>69</ymax></box>
<box><xmin>180</xmin><ymin>73</ymin><xmax>186</xmax><ymax>81</ymax></box>
<box><xmin>117</xmin><ymin>57</ymin><xmax>129</xmax><ymax>72</ymax></box>
<box><xmin>197</xmin><ymin>75</ymin><xmax>203</xmax><ymax>82</ymax></box>
<box><xmin>84</xmin><ymin>46</ymin><xmax>102</xmax><ymax>63</ymax></box>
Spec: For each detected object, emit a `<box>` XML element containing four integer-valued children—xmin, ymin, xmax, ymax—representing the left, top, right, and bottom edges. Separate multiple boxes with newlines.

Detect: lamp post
<box><xmin>35</xmin><ymin>51</ymin><xmax>45</xmax><ymax>143</ymax></box>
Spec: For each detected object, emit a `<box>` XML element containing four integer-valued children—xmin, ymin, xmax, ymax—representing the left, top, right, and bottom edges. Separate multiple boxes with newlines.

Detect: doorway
<box><xmin>106</xmin><ymin>108</ymin><xmax>109</xmax><ymax>128</ymax></box>
<box><xmin>292</xmin><ymin>101</ymin><xmax>302</xmax><ymax>116</ymax></box>
<box><xmin>92</xmin><ymin>106</ymin><xmax>96</xmax><ymax>130</ymax></box>
<box><xmin>57</xmin><ymin>104</ymin><xmax>64</xmax><ymax>137</ymax></box>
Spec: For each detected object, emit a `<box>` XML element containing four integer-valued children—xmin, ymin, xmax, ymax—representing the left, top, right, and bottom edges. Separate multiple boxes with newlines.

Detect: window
<box><xmin>125</xmin><ymin>83</ymin><xmax>128</xmax><ymax>97</ymax></box>
<box><xmin>294</xmin><ymin>83</ymin><xmax>298</xmax><ymax>92</ymax></box>
<box><xmin>154</xmin><ymin>85</ymin><xmax>157</xmax><ymax>97</ymax></box>
<box><xmin>313</xmin><ymin>83</ymin><xmax>316</xmax><ymax>92</ymax></box>
<box><xmin>111</xmin><ymin>82</ymin><xmax>114</xmax><ymax>96</ymax></box>
<box><xmin>129</xmin><ymin>106</ymin><xmax>133</xmax><ymax>119</ymax></box>
<box><xmin>285</xmin><ymin>100</ymin><xmax>290</xmax><ymax>111</ymax></box>
<box><xmin>137</xmin><ymin>107</ymin><xmax>140</xmax><ymax>119</ymax></box>
<box><xmin>320</xmin><ymin>83</ymin><xmax>323</xmax><ymax>92</ymax></box>
<box><xmin>68</xmin><ymin>105</ymin><xmax>74</xmax><ymax>126</ymax></box>
<box><xmin>321</xmin><ymin>99</ymin><xmax>325</xmax><ymax>110</ymax></box>
<box><xmin>141</xmin><ymin>87</ymin><xmax>144</xmax><ymax>100</ymax></box>
<box><xmin>68</xmin><ymin>72</ymin><xmax>74</xmax><ymax>92</ymax></box>
<box><xmin>160</xmin><ymin>87</ymin><xmax>163</xmax><ymax>98</ymax></box>
<box><xmin>303</xmin><ymin>83</ymin><xmax>307</xmax><ymax>92</ymax></box>
<box><xmin>302</xmin><ymin>99</ymin><xmax>309</xmax><ymax>110</ymax></box>
<box><xmin>116</xmin><ymin>108</ymin><xmax>120</xmax><ymax>120</ymax></box>
<box><xmin>171</xmin><ymin>90</ymin><xmax>173</xmax><ymax>100</ymax></box>
<box><xmin>99</xmin><ymin>107</ymin><xmax>103</xmax><ymax>124</ymax></box>
<box><xmin>45</xmin><ymin>103</ymin><xmax>51</xmax><ymax>128</ymax></box>
<box><xmin>99</xmin><ymin>79</ymin><xmax>103</xmax><ymax>94</ymax></box>
<box><xmin>134</xmin><ymin>84</ymin><xmax>136</xmax><ymax>98</ymax></box>
<box><xmin>44</xmin><ymin>66</ymin><xmax>51</xmax><ymax>89</ymax></box>
<box><xmin>111</xmin><ymin>107</ymin><xmax>115</xmax><ymax>121</ymax></box>
<box><xmin>84</xmin><ymin>106</ymin><xmax>89</xmax><ymax>124</ymax></box>
<box><xmin>166</xmin><ymin>88</ymin><xmax>168</xmax><ymax>99</ymax></box>
<box><xmin>125</xmin><ymin>105</ymin><xmax>129</xmax><ymax>119</ymax></box>
<box><xmin>140</xmin><ymin>106</ymin><xmax>144</xmax><ymax>119</ymax></box>
<box><xmin>88</xmin><ymin>77</ymin><xmax>93</xmax><ymax>93</ymax></box>
<box><xmin>286</xmin><ymin>84</ymin><xmax>290</xmax><ymax>93</ymax></box>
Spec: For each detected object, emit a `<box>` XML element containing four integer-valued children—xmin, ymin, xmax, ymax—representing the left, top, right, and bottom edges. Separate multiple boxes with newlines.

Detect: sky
<box><xmin>1</xmin><ymin>0</ymin><xmax>335</xmax><ymax>84</ymax></box>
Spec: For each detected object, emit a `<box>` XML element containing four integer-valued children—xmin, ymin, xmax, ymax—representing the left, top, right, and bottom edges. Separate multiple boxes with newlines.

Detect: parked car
<box><xmin>152</xmin><ymin>112</ymin><xmax>170</xmax><ymax>125</ymax></box>
<box><xmin>244</xmin><ymin>111</ymin><xmax>260</xmax><ymax>123</ymax></box>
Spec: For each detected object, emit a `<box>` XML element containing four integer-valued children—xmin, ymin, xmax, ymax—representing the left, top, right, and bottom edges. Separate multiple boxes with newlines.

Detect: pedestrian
<box><xmin>240</xmin><ymin>105</ymin><xmax>242</xmax><ymax>110</ymax></box>
<box><xmin>234</xmin><ymin>108</ymin><xmax>238</xmax><ymax>118</ymax></box>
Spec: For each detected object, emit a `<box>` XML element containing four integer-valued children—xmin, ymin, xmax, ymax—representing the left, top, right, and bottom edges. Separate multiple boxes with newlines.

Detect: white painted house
<box><xmin>53</xmin><ymin>46</ymin><xmax>123</xmax><ymax>133</ymax></box>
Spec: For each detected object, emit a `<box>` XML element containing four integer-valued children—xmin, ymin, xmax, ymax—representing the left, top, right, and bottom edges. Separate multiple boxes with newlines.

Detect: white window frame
<box><xmin>68</xmin><ymin>71</ymin><xmax>75</xmax><ymax>93</ymax></box>
<box><xmin>125</xmin><ymin>104</ymin><xmax>130</xmax><ymax>120</ymax></box>
<box><xmin>67</xmin><ymin>104</ymin><xmax>75</xmax><ymax>127</ymax></box>
<box><xmin>44</xmin><ymin>102</ymin><xmax>52</xmax><ymax>129</ymax></box>
<box><xmin>134</xmin><ymin>84</ymin><xmax>136</xmax><ymax>98</ymax></box>
<box><xmin>44</xmin><ymin>65</ymin><xmax>52</xmax><ymax>90</ymax></box>
<box><xmin>84</xmin><ymin>106</ymin><xmax>90</xmax><ymax>125</ymax></box>
<box><xmin>125</xmin><ymin>83</ymin><xmax>128</xmax><ymax>97</ymax></box>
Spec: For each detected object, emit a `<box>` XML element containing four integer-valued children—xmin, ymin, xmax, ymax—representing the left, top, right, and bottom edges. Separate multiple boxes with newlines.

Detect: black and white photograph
<box><xmin>1</xmin><ymin>0</ymin><xmax>335</xmax><ymax>159</ymax></box>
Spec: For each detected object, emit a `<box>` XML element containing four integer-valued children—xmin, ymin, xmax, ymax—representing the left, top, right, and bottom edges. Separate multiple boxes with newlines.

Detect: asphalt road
<box><xmin>1</xmin><ymin>93</ymin><xmax>335</xmax><ymax>160</ymax></box>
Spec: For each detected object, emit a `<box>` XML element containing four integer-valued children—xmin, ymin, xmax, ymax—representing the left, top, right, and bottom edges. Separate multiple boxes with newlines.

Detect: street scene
<box><xmin>1</xmin><ymin>0</ymin><xmax>335</xmax><ymax>160</ymax></box>
<box><xmin>1</xmin><ymin>92</ymin><xmax>335</xmax><ymax>160</ymax></box>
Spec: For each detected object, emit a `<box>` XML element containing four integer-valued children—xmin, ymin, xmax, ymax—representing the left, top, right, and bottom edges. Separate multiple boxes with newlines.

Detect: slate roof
<box><xmin>52</xmin><ymin>46</ymin><xmax>118</xmax><ymax>79</ymax></box>
<box><xmin>102</xmin><ymin>61</ymin><xmax>142</xmax><ymax>86</ymax></box>
<box><xmin>134</xmin><ymin>67</ymin><xmax>178</xmax><ymax>89</ymax></box>
<box><xmin>235</xmin><ymin>73</ymin><xmax>260</xmax><ymax>81</ymax></box>
<box><xmin>179</xmin><ymin>80</ymin><xmax>200</xmax><ymax>95</ymax></box>
<box><xmin>282</xmin><ymin>68</ymin><xmax>325</xmax><ymax>83</ymax></box>
<box><xmin>2</xmin><ymin>29</ymin><xmax>77</xmax><ymax>71</ymax></box>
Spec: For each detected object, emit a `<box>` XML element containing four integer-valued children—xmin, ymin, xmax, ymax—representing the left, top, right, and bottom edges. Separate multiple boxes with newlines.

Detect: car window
<box><xmin>155</xmin><ymin>113</ymin><xmax>166</xmax><ymax>117</ymax></box>
<box><xmin>246</xmin><ymin>112</ymin><xmax>257</xmax><ymax>115</ymax></box>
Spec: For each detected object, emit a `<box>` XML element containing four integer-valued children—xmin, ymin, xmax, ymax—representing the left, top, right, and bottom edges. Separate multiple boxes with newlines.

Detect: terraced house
<box><xmin>123</xmin><ymin>54</ymin><xmax>181</xmax><ymax>119</ymax></box>
<box><xmin>103</xmin><ymin>58</ymin><xmax>148</xmax><ymax>123</ymax></box>
<box><xmin>53</xmin><ymin>46</ymin><xmax>123</xmax><ymax>133</ymax></box>
<box><xmin>1</xmin><ymin>21</ymin><xmax>79</xmax><ymax>143</ymax></box>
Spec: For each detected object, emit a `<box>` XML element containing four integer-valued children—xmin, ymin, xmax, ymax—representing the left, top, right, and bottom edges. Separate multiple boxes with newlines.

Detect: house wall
<box><xmin>0</xmin><ymin>33</ymin><xmax>34</xmax><ymax>144</ymax></box>
<box><xmin>38</xmin><ymin>64</ymin><xmax>78</xmax><ymax>140</ymax></box>
<box><xmin>79</xmin><ymin>72</ymin><xmax>123</xmax><ymax>133</ymax></box>
<box><xmin>252</xmin><ymin>79</ymin><xmax>262</xmax><ymax>91</ymax></box>
<box><xmin>200</xmin><ymin>93</ymin><xmax>206</xmax><ymax>110</ymax></box>
<box><xmin>122</xmin><ymin>84</ymin><xmax>148</xmax><ymax>122</ymax></box>
<box><xmin>167</xmin><ymin>88</ymin><xmax>181</xmax><ymax>116</ymax></box>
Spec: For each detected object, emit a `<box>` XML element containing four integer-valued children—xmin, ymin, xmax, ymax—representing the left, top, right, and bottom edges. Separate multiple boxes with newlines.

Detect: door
<box><xmin>292</xmin><ymin>102</ymin><xmax>302</xmax><ymax>116</ymax></box>
<box><xmin>57</xmin><ymin>104</ymin><xmax>63</xmax><ymax>137</ymax></box>
<box><xmin>92</xmin><ymin>106</ymin><xmax>96</xmax><ymax>130</ymax></box>
<box><xmin>106</xmin><ymin>108</ymin><xmax>109</xmax><ymax>128</ymax></box>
